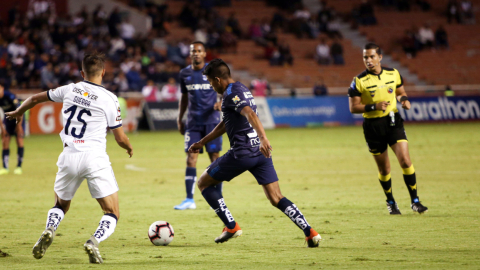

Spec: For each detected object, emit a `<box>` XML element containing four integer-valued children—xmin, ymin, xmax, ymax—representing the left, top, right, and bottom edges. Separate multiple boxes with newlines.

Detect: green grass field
<box><xmin>1</xmin><ymin>123</ymin><xmax>479</xmax><ymax>269</ymax></box>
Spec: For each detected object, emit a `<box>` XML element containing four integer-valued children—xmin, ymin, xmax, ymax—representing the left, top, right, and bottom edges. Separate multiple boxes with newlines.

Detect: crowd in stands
<box><xmin>0</xmin><ymin>1</ymin><xmax>186</xmax><ymax>101</ymax></box>
<box><xmin>401</xmin><ymin>24</ymin><xmax>449</xmax><ymax>58</ymax></box>
<box><xmin>447</xmin><ymin>0</ymin><xmax>475</xmax><ymax>24</ymax></box>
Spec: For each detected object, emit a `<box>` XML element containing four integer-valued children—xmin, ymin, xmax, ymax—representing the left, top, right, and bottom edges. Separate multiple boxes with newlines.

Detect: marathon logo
<box><xmin>186</xmin><ymin>84</ymin><xmax>212</xmax><ymax>91</ymax></box>
<box><xmin>72</xmin><ymin>87</ymin><xmax>98</xmax><ymax>101</ymax></box>
<box><xmin>398</xmin><ymin>97</ymin><xmax>480</xmax><ymax>121</ymax></box>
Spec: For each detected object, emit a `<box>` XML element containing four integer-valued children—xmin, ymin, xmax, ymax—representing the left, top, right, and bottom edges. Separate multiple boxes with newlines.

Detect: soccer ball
<box><xmin>148</xmin><ymin>221</ymin><xmax>174</xmax><ymax>246</ymax></box>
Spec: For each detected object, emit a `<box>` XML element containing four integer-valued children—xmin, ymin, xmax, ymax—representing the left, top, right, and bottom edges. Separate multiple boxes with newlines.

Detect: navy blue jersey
<box><xmin>222</xmin><ymin>82</ymin><xmax>261</xmax><ymax>158</ymax></box>
<box><xmin>179</xmin><ymin>64</ymin><xmax>220</xmax><ymax>128</ymax></box>
<box><xmin>0</xmin><ymin>91</ymin><xmax>19</xmax><ymax>113</ymax></box>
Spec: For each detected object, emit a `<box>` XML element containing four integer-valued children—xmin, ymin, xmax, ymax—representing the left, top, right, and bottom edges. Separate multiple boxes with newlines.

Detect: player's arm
<box><xmin>177</xmin><ymin>93</ymin><xmax>188</xmax><ymax>135</ymax></box>
<box><xmin>395</xmin><ymin>85</ymin><xmax>410</xmax><ymax>110</ymax></box>
<box><xmin>188</xmin><ymin>121</ymin><xmax>226</xmax><ymax>153</ymax></box>
<box><xmin>349</xmin><ymin>96</ymin><xmax>389</xmax><ymax>113</ymax></box>
<box><xmin>6</xmin><ymin>92</ymin><xmax>50</xmax><ymax>123</ymax></box>
<box><xmin>240</xmin><ymin>106</ymin><xmax>272</xmax><ymax>158</ymax></box>
<box><xmin>111</xmin><ymin>126</ymin><xmax>133</xmax><ymax>157</ymax></box>
<box><xmin>213</xmin><ymin>93</ymin><xmax>222</xmax><ymax>111</ymax></box>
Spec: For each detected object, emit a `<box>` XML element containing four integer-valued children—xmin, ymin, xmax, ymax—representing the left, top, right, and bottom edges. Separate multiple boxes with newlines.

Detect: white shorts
<box><xmin>54</xmin><ymin>149</ymin><xmax>119</xmax><ymax>201</ymax></box>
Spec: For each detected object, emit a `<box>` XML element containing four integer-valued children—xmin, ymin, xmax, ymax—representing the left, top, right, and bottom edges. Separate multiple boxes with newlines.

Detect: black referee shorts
<box><xmin>363</xmin><ymin>113</ymin><xmax>408</xmax><ymax>155</ymax></box>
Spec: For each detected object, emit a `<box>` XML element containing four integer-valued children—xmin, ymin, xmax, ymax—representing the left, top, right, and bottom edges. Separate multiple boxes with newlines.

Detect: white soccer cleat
<box><xmin>84</xmin><ymin>237</ymin><xmax>103</xmax><ymax>264</ymax></box>
<box><xmin>32</xmin><ymin>227</ymin><xmax>55</xmax><ymax>259</ymax></box>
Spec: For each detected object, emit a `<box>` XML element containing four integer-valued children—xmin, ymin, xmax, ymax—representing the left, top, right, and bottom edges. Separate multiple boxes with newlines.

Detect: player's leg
<box><xmin>198</xmin><ymin>151</ymin><xmax>244</xmax><ymax>243</ymax></box>
<box><xmin>205</xmin><ymin>123</ymin><xmax>224</xmax><ymax>194</ymax></box>
<box><xmin>174</xmin><ymin>129</ymin><xmax>201</xmax><ymax>210</ymax></box>
<box><xmin>252</xmin><ymin>156</ymin><xmax>321</xmax><ymax>247</ymax></box>
<box><xmin>33</xmin><ymin>193</ymin><xmax>70</xmax><ymax>259</ymax></box>
<box><xmin>390</xmin><ymin>141</ymin><xmax>428</xmax><ymax>213</ymax></box>
<box><xmin>208</xmin><ymin>152</ymin><xmax>223</xmax><ymax>194</ymax></box>
<box><xmin>85</xmin><ymin>162</ymin><xmax>121</xmax><ymax>264</ymax></box>
<box><xmin>13</xmin><ymin>123</ymin><xmax>24</xmax><ymax>175</ymax></box>
<box><xmin>0</xmin><ymin>132</ymin><xmax>10</xmax><ymax>174</ymax></box>
<box><xmin>372</xmin><ymin>150</ymin><xmax>401</xmax><ymax>214</ymax></box>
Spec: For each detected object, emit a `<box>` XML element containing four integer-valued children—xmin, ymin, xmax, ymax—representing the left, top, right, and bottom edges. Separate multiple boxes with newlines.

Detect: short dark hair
<box><xmin>191</xmin><ymin>41</ymin><xmax>205</xmax><ymax>50</ymax></box>
<box><xmin>203</xmin><ymin>58</ymin><xmax>231</xmax><ymax>79</ymax></box>
<box><xmin>364</xmin><ymin>43</ymin><xmax>382</xmax><ymax>55</ymax></box>
<box><xmin>82</xmin><ymin>51</ymin><xmax>106</xmax><ymax>77</ymax></box>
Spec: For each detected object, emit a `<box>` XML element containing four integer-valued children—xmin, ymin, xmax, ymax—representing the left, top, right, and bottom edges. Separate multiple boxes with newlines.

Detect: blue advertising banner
<box><xmin>265</xmin><ymin>96</ymin><xmax>480</xmax><ymax>127</ymax></box>
<box><xmin>397</xmin><ymin>96</ymin><xmax>480</xmax><ymax>122</ymax></box>
<box><xmin>266</xmin><ymin>97</ymin><xmax>360</xmax><ymax>127</ymax></box>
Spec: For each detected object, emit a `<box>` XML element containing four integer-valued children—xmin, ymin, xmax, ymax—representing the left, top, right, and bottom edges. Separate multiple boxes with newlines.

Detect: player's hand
<box><xmin>127</xmin><ymin>148</ymin><xmax>133</xmax><ymax>158</ymax></box>
<box><xmin>213</xmin><ymin>101</ymin><xmax>222</xmax><ymax>111</ymax></box>
<box><xmin>375</xmin><ymin>101</ymin><xmax>390</xmax><ymax>111</ymax></box>
<box><xmin>259</xmin><ymin>137</ymin><xmax>273</xmax><ymax>158</ymax></box>
<box><xmin>177</xmin><ymin>119</ymin><xmax>185</xmax><ymax>135</ymax></box>
<box><xmin>5</xmin><ymin>111</ymin><xmax>23</xmax><ymax>124</ymax></box>
<box><xmin>188</xmin><ymin>141</ymin><xmax>204</xmax><ymax>153</ymax></box>
<box><xmin>401</xmin><ymin>100</ymin><xmax>411</xmax><ymax>110</ymax></box>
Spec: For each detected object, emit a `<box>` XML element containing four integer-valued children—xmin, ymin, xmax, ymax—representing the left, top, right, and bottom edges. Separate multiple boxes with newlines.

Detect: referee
<box><xmin>348</xmin><ymin>43</ymin><xmax>428</xmax><ymax>215</ymax></box>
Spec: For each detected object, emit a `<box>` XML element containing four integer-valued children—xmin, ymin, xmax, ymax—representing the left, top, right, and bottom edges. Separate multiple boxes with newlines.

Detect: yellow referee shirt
<box><xmin>348</xmin><ymin>67</ymin><xmax>403</xmax><ymax>118</ymax></box>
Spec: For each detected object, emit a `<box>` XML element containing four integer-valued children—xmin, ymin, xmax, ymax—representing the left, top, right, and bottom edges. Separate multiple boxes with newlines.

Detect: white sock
<box><xmin>45</xmin><ymin>207</ymin><xmax>64</xmax><ymax>231</ymax></box>
<box><xmin>93</xmin><ymin>214</ymin><xmax>117</xmax><ymax>244</ymax></box>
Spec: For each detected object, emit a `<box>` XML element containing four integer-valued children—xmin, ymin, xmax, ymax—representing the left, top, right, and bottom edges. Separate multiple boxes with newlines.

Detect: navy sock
<box><xmin>2</xmin><ymin>149</ymin><xmax>9</xmax><ymax>169</ymax></box>
<box><xmin>201</xmin><ymin>186</ymin><xmax>236</xmax><ymax>229</ymax></box>
<box><xmin>276</xmin><ymin>197</ymin><xmax>312</xmax><ymax>237</ymax></box>
<box><xmin>17</xmin><ymin>147</ymin><xmax>24</xmax><ymax>167</ymax></box>
<box><xmin>213</xmin><ymin>182</ymin><xmax>223</xmax><ymax>196</ymax></box>
<box><xmin>185</xmin><ymin>167</ymin><xmax>196</xmax><ymax>199</ymax></box>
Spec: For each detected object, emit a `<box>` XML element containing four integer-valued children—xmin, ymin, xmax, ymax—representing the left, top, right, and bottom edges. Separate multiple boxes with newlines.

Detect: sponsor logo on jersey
<box><xmin>73</xmin><ymin>139</ymin><xmax>85</xmax><ymax>143</ymax></box>
<box><xmin>243</xmin><ymin>92</ymin><xmax>253</xmax><ymax>99</ymax></box>
<box><xmin>388</xmin><ymin>87</ymin><xmax>394</xmax><ymax>94</ymax></box>
<box><xmin>185</xmin><ymin>84</ymin><xmax>212</xmax><ymax>91</ymax></box>
<box><xmin>369</xmin><ymin>90</ymin><xmax>376</xmax><ymax>97</ymax></box>
<box><xmin>232</xmin><ymin>95</ymin><xmax>241</xmax><ymax>104</ymax></box>
<box><xmin>202</xmin><ymin>75</ymin><xmax>208</xmax><ymax>81</ymax></box>
<box><xmin>73</xmin><ymin>96</ymin><xmax>91</xmax><ymax>107</ymax></box>
<box><xmin>72</xmin><ymin>87</ymin><xmax>98</xmax><ymax>101</ymax></box>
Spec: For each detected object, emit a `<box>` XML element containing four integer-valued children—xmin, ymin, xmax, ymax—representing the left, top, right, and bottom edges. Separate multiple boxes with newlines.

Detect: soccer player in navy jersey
<box><xmin>188</xmin><ymin>59</ymin><xmax>321</xmax><ymax>247</ymax></box>
<box><xmin>0</xmin><ymin>84</ymin><xmax>25</xmax><ymax>175</ymax></box>
<box><xmin>175</xmin><ymin>42</ymin><xmax>223</xmax><ymax>210</ymax></box>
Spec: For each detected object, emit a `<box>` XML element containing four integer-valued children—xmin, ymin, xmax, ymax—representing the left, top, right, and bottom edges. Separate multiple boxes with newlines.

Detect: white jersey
<box><xmin>48</xmin><ymin>81</ymin><xmax>122</xmax><ymax>152</ymax></box>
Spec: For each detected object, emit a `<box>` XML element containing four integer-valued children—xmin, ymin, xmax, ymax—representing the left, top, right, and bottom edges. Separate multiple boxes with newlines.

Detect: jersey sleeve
<box><xmin>105</xmin><ymin>95</ymin><xmax>123</xmax><ymax>129</ymax></box>
<box><xmin>224</xmin><ymin>87</ymin><xmax>250</xmax><ymax>114</ymax></box>
<box><xmin>347</xmin><ymin>77</ymin><xmax>362</xmax><ymax>97</ymax></box>
<box><xmin>47</xmin><ymin>84</ymin><xmax>71</xmax><ymax>102</ymax></box>
<box><xmin>395</xmin><ymin>69</ymin><xmax>404</xmax><ymax>88</ymax></box>
<box><xmin>179</xmin><ymin>71</ymin><xmax>188</xmax><ymax>94</ymax></box>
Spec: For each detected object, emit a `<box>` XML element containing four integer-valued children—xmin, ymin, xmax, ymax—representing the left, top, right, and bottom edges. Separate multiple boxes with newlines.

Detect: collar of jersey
<box><xmin>83</xmin><ymin>80</ymin><xmax>106</xmax><ymax>89</ymax></box>
<box><xmin>366</xmin><ymin>68</ymin><xmax>384</xmax><ymax>77</ymax></box>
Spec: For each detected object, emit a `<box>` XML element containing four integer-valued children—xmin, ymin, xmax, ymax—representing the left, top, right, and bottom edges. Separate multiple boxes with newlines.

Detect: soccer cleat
<box><xmin>173</xmin><ymin>199</ymin><xmax>196</xmax><ymax>210</ymax></box>
<box><xmin>306</xmin><ymin>228</ymin><xmax>321</xmax><ymax>248</ymax></box>
<box><xmin>84</xmin><ymin>237</ymin><xmax>103</xmax><ymax>264</ymax></box>
<box><xmin>0</xmin><ymin>168</ymin><xmax>9</xmax><ymax>175</ymax></box>
<box><xmin>32</xmin><ymin>227</ymin><xmax>55</xmax><ymax>259</ymax></box>
<box><xmin>411</xmin><ymin>202</ymin><xmax>428</xmax><ymax>214</ymax></box>
<box><xmin>13</xmin><ymin>167</ymin><xmax>22</xmax><ymax>175</ymax></box>
<box><xmin>214</xmin><ymin>222</ymin><xmax>242</xmax><ymax>243</ymax></box>
<box><xmin>386</xmin><ymin>201</ymin><xmax>401</xmax><ymax>215</ymax></box>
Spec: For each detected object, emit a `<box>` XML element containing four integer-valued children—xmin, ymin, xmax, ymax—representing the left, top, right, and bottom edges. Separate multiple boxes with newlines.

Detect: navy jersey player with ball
<box><xmin>189</xmin><ymin>59</ymin><xmax>321</xmax><ymax>247</ymax></box>
<box><xmin>175</xmin><ymin>42</ymin><xmax>223</xmax><ymax>210</ymax></box>
<box><xmin>0</xmin><ymin>84</ymin><xmax>25</xmax><ymax>175</ymax></box>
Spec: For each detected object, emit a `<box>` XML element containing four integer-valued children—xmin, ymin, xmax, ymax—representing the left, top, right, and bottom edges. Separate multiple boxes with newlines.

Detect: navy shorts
<box><xmin>207</xmin><ymin>150</ymin><xmax>279</xmax><ymax>185</ymax></box>
<box><xmin>185</xmin><ymin>124</ymin><xmax>222</xmax><ymax>153</ymax></box>
<box><xmin>3</xmin><ymin>117</ymin><xmax>24</xmax><ymax>137</ymax></box>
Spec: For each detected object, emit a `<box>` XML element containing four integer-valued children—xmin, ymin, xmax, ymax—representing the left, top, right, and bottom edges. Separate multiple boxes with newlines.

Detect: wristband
<box><xmin>365</xmin><ymin>104</ymin><xmax>376</xmax><ymax>112</ymax></box>
<box><xmin>399</xmin><ymin>96</ymin><xmax>409</xmax><ymax>102</ymax></box>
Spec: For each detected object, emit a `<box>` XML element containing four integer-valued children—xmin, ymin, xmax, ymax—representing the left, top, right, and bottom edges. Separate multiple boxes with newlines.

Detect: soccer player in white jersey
<box><xmin>6</xmin><ymin>52</ymin><xmax>133</xmax><ymax>264</ymax></box>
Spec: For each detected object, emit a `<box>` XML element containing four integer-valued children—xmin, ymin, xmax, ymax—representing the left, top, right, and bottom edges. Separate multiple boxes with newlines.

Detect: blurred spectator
<box><xmin>418</xmin><ymin>23</ymin><xmax>434</xmax><ymax>50</ymax></box>
<box><xmin>326</xmin><ymin>18</ymin><xmax>343</xmax><ymax>39</ymax></box>
<box><xmin>435</xmin><ymin>25</ymin><xmax>449</xmax><ymax>49</ymax></box>
<box><xmin>292</xmin><ymin>4</ymin><xmax>312</xmax><ymax>39</ymax></box>
<box><xmin>126</xmin><ymin>65</ymin><xmax>144</xmax><ymax>91</ymax></box>
<box><xmin>330</xmin><ymin>39</ymin><xmax>344</xmax><ymax>65</ymax></box>
<box><xmin>108</xmin><ymin>7</ymin><xmax>122</xmax><ymax>36</ymax></box>
<box><xmin>279</xmin><ymin>41</ymin><xmax>294</xmax><ymax>66</ymax></box>
<box><xmin>401</xmin><ymin>30</ymin><xmax>418</xmax><ymax>58</ymax></box>
<box><xmin>248</xmin><ymin>19</ymin><xmax>264</xmax><ymax>45</ymax></box>
<box><xmin>220</xmin><ymin>29</ymin><xmax>238</xmax><ymax>53</ymax></box>
<box><xmin>114</xmin><ymin>72</ymin><xmax>129</xmax><ymax>93</ymax></box>
<box><xmin>142</xmin><ymin>80</ymin><xmax>160</xmax><ymax>102</ymax></box>
<box><xmin>358</xmin><ymin>0</ymin><xmax>377</xmax><ymax>25</ymax></box>
<box><xmin>120</xmin><ymin>17</ymin><xmax>136</xmax><ymax>45</ymax></box>
<box><xmin>40</xmin><ymin>63</ymin><xmax>58</xmax><ymax>90</ymax></box>
<box><xmin>250</xmin><ymin>76</ymin><xmax>271</xmax><ymax>97</ymax></box>
<box><xmin>315</xmin><ymin>38</ymin><xmax>330</xmax><ymax>65</ymax></box>
<box><xmin>417</xmin><ymin>0</ymin><xmax>431</xmax><ymax>11</ymax></box>
<box><xmin>444</xmin><ymin>85</ymin><xmax>455</xmax><ymax>96</ymax></box>
<box><xmin>227</xmin><ymin>12</ymin><xmax>242</xmax><ymax>38</ymax></box>
<box><xmin>460</xmin><ymin>0</ymin><xmax>475</xmax><ymax>24</ymax></box>
<box><xmin>160</xmin><ymin>77</ymin><xmax>180</xmax><ymax>101</ymax></box>
<box><xmin>313</xmin><ymin>78</ymin><xmax>328</xmax><ymax>96</ymax></box>
<box><xmin>7</xmin><ymin>39</ymin><xmax>27</xmax><ymax>59</ymax></box>
<box><xmin>194</xmin><ymin>26</ymin><xmax>208</xmax><ymax>44</ymax></box>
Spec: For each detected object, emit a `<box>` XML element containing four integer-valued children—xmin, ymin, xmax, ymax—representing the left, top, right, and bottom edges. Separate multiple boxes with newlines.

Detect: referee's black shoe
<box><xmin>411</xmin><ymin>202</ymin><xmax>428</xmax><ymax>214</ymax></box>
<box><xmin>386</xmin><ymin>201</ymin><xmax>401</xmax><ymax>215</ymax></box>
